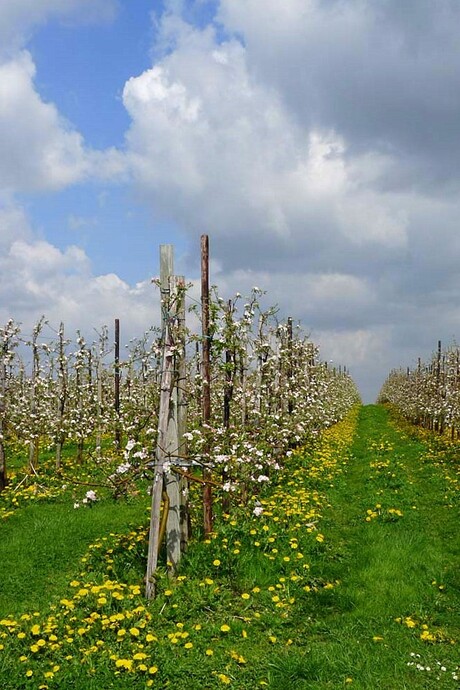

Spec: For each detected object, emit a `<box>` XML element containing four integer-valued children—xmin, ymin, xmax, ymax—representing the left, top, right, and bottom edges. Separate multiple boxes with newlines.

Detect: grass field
<box><xmin>0</xmin><ymin>405</ymin><xmax>459</xmax><ymax>689</ymax></box>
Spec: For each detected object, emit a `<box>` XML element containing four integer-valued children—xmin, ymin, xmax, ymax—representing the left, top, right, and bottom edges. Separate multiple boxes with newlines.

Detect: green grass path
<box><xmin>0</xmin><ymin>406</ymin><xmax>459</xmax><ymax>689</ymax></box>
<box><xmin>297</xmin><ymin>405</ymin><xmax>460</xmax><ymax>689</ymax></box>
<box><xmin>0</xmin><ymin>499</ymin><xmax>147</xmax><ymax>617</ymax></box>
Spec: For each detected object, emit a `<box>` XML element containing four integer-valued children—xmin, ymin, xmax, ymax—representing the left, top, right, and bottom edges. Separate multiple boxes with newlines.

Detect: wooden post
<box><xmin>96</xmin><ymin>356</ymin><xmax>103</xmax><ymax>456</ymax></box>
<box><xmin>165</xmin><ymin>275</ymin><xmax>186</xmax><ymax>573</ymax></box>
<box><xmin>160</xmin><ymin>245</ymin><xmax>174</xmax><ymax>333</ymax></box>
<box><xmin>145</xmin><ymin>314</ymin><xmax>175</xmax><ymax>599</ymax></box>
<box><xmin>287</xmin><ymin>317</ymin><xmax>293</xmax><ymax>414</ymax></box>
<box><xmin>176</xmin><ymin>277</ymin><xmax>189</xmax><ymax>554</ymax></box>
<box><xmin>222</xmin><ymin>299</ymin><xmax>234</xmax><ymax>514</ymax></box>
<box><xmin>114</xmin><ymin>318</ymin><xmax>121</xmax><ymax>449</ymax></box>
<box><xmin>29</xmin><ymin>318</ymin><xmax>44</xmax><ymax>470</ymax></box>
<box><xmin>201</xmin><ymin>235</ymin><xmax>213</xmax><ymax>535</ymax></box>
<box><xmin>55</xmin><ymin>322</ymin><xmax>66</xmax><ymax>470</ymax></box>
<box><xmin>223</xmin><ymin>300</ymin><xmax>233</xmax><ymax>429</ymax></box>
<box><xmin>158</xmin><ymin>246</ymin><xmax>182</xmax><ymax>571</ymax></box>
<box><xmin>95</xmin><ymin>326</ymin><xmax>107</xmax><ymax>457</ymax></box>
<box><xmin>0</xmin><ymin>339</ymin><xmax>6</xmax><ymax>491</ymax></box>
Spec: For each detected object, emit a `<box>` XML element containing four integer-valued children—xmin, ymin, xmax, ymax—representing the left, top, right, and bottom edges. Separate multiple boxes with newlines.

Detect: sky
<box><xmin>1</xmin><ymin>0</ymin><xmax>460</xmax><ymax>402</ymax></box>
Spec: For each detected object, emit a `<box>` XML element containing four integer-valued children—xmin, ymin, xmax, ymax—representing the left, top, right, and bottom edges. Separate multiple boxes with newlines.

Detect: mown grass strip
<box><xmin>0</xmin><ymin>406</ymin><xmax>459</xmax><ymax>689</ymax></box>
<box><xmin>0</xmin><ymin>409</ymin><xmax>359</xmax><ymax>689</ymax></box>
<box><xmin>298</xmin><ymin>405</ymin><xmax>460</xmax><ymax>690</ymax></box>
<box><xmin>0</xmin><ymin>499</ymin><xmax>148</xmax><ymax>617</ymax></box>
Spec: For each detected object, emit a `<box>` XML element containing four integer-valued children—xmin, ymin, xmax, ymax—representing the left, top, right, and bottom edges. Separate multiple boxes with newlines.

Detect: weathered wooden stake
<box><xmin>145</xmin><ymin>314</ymin><xmax>175</xmax><ymax>599</ymax></box>
<box><xmin>176</xmin><ymin>277</ymin><xmax>189</xmax><ymax>554</ymax></box>
<box><xmin>165</xmin><ymin>274</ymin><xmax>185</xmax><ymax>573</ymax></box>
<box><xmin>159</xmin><ymin>246</ymin><xmax>181</xmax><ymax>572</ymax></box>
<box><xmin>55</xmin><ymin>322</ymin><xmax>66</xmax><ymax>469</ymax></box>
<box><xmin>29</xmin><ymin>318</ymin><xmax>44</xmax><ymax>470</ymax></box>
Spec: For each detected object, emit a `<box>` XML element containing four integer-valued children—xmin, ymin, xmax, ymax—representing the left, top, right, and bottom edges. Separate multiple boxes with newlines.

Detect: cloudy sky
<box><xmin>1</xmin><ymin>0</ymin><xmax>460</xmax><ymax>402</ymax></box>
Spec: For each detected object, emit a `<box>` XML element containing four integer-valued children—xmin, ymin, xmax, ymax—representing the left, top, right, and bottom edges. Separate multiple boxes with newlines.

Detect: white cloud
<box><xmin>0</xmin><ymin>51</ymin><xmax>124</xmax><ymax>193</ymax></box>
<box><xmin>0</xmin><ymin>0</ymin><xmax>118</xmax><ymax>55</ymax></box>
<box><xmin>0</xmin><ymin>200</ymin><xmax>157</xmax><ymax>341</ymax></box>
<box><xmin>0</xmin><ymin>198</ymin><xmax>32</xmax><ymax>248</ymax></box>
<box><xmin>122</xmin><ymin>19</ymin><xmax>407</xmax><ymax>255</ymax></box>
<box><xmin>0</xmin><ymin>52</ymin><xmax>89</xmax><ymax>191</ymax></box>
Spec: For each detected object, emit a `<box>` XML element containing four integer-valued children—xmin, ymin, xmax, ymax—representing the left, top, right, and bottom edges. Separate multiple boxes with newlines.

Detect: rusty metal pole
<box><xmin>287</xmin><ymin>317</ymin><xmax>293</xmax><ymax>415</ymax></box>
<box><xmin>114</xmin><ymin>318</ymin><xmax>121</xmax><ymax>449</ymax></box>
<box><xmin>201</xmin><ymin>234</ymin><xmax>213</xmax><ymax>534</ymax></box>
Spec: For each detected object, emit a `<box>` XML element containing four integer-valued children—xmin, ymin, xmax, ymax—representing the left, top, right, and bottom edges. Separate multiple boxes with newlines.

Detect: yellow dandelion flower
<box><xmin>115</xmin><ymin>659</ymin><xmax>133</xmax><ymax>670</ymax></box>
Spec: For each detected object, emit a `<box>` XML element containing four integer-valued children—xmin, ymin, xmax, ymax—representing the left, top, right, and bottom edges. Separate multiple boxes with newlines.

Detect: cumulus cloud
<box><xmin>0</xmin><ymin>52</ymin><xmax>90</xmax><ymax>191</ymax></box>
<box><xmin>123</xmin><ymin>18</ymin><xmax>408</xmax><ymax>269</ymax></box>
<box><xmin>0</xmin><ymin>52</ymin><xmax>124</xmax><ymax>193</ymax></box>
<box><xmin>3</xmin><ymin>0</ymin><xmax>460</xmax><ymax>403</ymax></box>
<box><xmin>0</xmin><ymin>198</ymin><xmax>32</xmax><ymax>248</ymax></box>
<box><xmin>218</xmin><ymin>0</ymin><xmax>460</xmax><ymax>192</ymax></box>
<box><xmin>0</xmin><ymin>0</ymin><xmax>118</xmax><ymax>55</ymax></box>
<box><xmin>116</xmin><ymin>3</ymin><xmax>460</xmax><ymax>400</ymax></box>
<box><xmin>0</xmin><ymin>199</ymin><xmax>157</xmax><ymax>341</ymax></box>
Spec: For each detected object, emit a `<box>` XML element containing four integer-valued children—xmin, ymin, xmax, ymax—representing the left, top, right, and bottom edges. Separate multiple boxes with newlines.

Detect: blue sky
<box><xmin>2</xmin><ymin>0</ymin><xmax>460</xmax><ymax>401</ymax></box>
<box><xmin>26</xmin><ymin>0</ymin><xmax>185</xmax><ymax>282</ymax></box>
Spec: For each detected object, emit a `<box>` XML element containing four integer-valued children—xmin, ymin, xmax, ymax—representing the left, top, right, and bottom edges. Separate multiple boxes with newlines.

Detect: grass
<box><xmin>0</xmin><ymin>500</ymin><xmax>147</xmax><ymax>617</ymax></box>
<box><xmin>298</xmin><ymin>405</ymin><xmax>460</xmax><ymax>689</ymax></box>
<box><xmin>0</xmin><ymin>406</ymin><xmax>459</xmax><ymax>688</ymax></box>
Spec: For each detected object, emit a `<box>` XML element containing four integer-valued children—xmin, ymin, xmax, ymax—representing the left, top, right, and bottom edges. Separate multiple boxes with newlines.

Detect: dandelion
<box><xmin>220</xmin><ymin>624</ymin><xmax>231</xmax><ymax>633</ymax></box>
<box><xmin>217</xmin><ymin>673</ymin><xmax>231</xmax><ymax>684</ymax></box>
<box><xmin>115</xmin><ymin>659</ymin><xmax>133</xmax><ymax>670</ymax></box>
